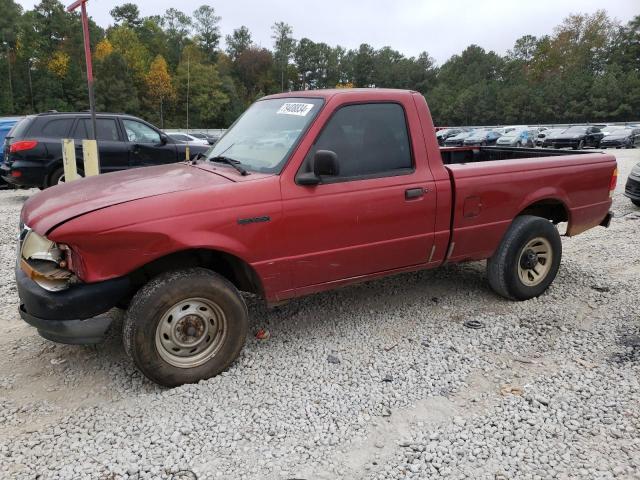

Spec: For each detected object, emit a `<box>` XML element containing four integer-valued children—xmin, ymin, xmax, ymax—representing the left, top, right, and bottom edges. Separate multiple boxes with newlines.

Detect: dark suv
<box><xmin>1</xmin><ymin>112</ymin><xmax>211</xmax><ymax>188</ymax></box>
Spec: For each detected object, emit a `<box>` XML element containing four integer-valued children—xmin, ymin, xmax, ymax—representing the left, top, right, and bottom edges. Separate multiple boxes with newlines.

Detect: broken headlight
<box><xmin>19</xmin><ymin>227</ymin><xmax>76</xmax><ymax>292</ymax></box>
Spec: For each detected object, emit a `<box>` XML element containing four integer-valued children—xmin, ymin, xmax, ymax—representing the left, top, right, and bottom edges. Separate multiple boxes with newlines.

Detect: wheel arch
<box><xmin>516</xmin><ymin>198</ymin><xmax>569</xmax><ymax>225</ymax></box>
<box><xmin>128</xmin><ymin>248</ymin><xmax>265</xmax><ymax>298</ymax></box>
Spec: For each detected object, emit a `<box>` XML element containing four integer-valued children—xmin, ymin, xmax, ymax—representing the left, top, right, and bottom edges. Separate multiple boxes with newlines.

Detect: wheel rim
<box><xmin>155</xmin><ymin>297</ymin><xmax>228</xmax><ymax>369</ymax></box>
<box><xmin>517</xmin><ymin>237</ymin><xmax>553</xmax><ymax>287</ymax></box>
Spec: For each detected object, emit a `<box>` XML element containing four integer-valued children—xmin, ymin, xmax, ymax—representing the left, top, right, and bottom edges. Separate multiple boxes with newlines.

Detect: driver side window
<box><xmin>302</xmin><ymin>103</ymin><xmax>413</xmax><ymax>181</ymax></box>
<box><xmin>122</xmin><ymin>119</ymin><xmax>161</xmax><ymax>144</ymax></box>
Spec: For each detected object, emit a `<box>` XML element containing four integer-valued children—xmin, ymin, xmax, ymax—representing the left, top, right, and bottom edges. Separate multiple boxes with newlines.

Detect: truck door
<box><xmin>122</xmin><ymin>118</ymin><xmax>177</xmax><ymax>167</ymax></box>
<box><xmin>281</xmin><ymin>101</ymin><xmax>437</xmax><ymax>289</ymax></box>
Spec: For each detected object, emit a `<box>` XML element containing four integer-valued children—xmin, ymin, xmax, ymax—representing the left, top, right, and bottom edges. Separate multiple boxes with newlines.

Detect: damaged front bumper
<box><xmin>17</xmin><ymin>268</ymin><xmax>130</xmax><ymax>344</ymax></box>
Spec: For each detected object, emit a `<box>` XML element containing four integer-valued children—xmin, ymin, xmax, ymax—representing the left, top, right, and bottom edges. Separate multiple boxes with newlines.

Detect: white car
<box><xmin>167</xmin><ymin>132</ymin><xmax>209</xmax><ymax>145</ymax></box>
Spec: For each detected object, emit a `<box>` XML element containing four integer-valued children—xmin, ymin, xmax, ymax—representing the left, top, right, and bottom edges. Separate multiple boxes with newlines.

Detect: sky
<box><xmin>15</xmin><ymin>0</ymin><xmax>639</xmax><ymax>64</ymax></box>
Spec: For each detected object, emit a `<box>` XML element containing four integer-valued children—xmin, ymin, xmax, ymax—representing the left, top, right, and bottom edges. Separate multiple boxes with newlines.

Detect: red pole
<box><xmin>68</xmin><ymin>0</ymin><xmax>97</xmax><ymax>142</ymax></box>
<box><xmin>80</xmin><ymin>2</ymin><xmax>97</xmax><ymax>141</ymax></box>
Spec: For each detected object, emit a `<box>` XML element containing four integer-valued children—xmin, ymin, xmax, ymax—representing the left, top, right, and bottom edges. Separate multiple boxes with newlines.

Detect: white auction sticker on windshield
<box><xmin>277</xmin><ymin>103</ymin><xmax>315</xmax><ymax>116</ymax></box>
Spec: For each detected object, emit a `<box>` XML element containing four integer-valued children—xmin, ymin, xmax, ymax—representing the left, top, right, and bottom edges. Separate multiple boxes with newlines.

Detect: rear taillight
<box><xmin>10</xmin><ymin>140</ymin><xmax>38</xmax><ymax>153</ymax></box>
<box><xmin>609</xmin><ymin>167</ymin><xmax>618</xmax><ymax>197</ymax></box>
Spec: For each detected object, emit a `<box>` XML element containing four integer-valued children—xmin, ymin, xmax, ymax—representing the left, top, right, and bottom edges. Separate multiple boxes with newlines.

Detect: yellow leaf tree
<box><xmin>47</xmin><ymin>51</ymin><xmax>70</xmax><ymax>78</ymax></box>
<box><xmin>94</xmin><ymin>39</ymin><xmax>114</xmax><ymax>62</ymax></box>
<box><xmin>146</xmin><ymin>55</ymin><xmax>176</xmax><ymax>128</ymax></box>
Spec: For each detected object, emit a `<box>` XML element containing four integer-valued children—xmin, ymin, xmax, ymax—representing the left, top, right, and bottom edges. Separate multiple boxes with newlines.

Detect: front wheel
<box><xmin>577</xmin><ymin>140</ymin><xmax>585</xmax><ymax>150</ymax></box>
<box><xmin>487</xmin><ymin>215</ymin><xmax>562</xmax><ymax>300</ymax></box>
<box><xmin>123</xmin><ymin>268</ymin><xmax>248</xmax><ymax>387</ymax></box>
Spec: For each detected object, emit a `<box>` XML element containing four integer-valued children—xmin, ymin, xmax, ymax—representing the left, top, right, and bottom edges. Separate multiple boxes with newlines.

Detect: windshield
<box><xmin>6</xmin><ymin>116</ymin><xmax>33</xmax><ymax>140</ymax></box>
<box><xmin>207</xmin><ymin>97</ymin><xmax>324</xmax><ymax>173</ymax></box>
<box><xmin>467</xmin><ymin>130</ymin><xmax>489</xmax><ymax>139</ymax></box>
<box><xmin>450</xmin><ymin>131</ymin><xmax>472</xmax><ymax>140</ymax></box>
<box><xmin>502</xmin><ymin>129</ymin><xmax>525</xmax><ymax>138</ymax></box>
<box><xmin>565</xmin><ymin>126</ymin><xmax>587</xmax><ymax>133</ymax></box>
<box><xmin>606</xmin><ymin>129</ymin><xmax>631</xmax><ymax>137</ymax></box>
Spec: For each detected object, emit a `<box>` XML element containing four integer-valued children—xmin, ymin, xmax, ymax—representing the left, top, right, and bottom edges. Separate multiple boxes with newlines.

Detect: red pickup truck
<box><xmin>16</xmin><ymin>89</ymin><xmax>617</xmax><ymax>386</ymax></box>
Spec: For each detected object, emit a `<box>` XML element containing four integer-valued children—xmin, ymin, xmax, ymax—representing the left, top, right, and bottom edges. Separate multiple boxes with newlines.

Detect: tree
<box><xmin>193</xmin><ymin>5</ymin><xmax>220</xmax><ymax>60</ymax></box>
<box><xmin>271</xmin><ymin>21</ymin><xmax>296</xmax><ymax>91</ymax></box>
<box><xmin>162</xmin><ymin>8</ymin><xmax>192</xmax><ymax>66</ymax></box>
<box><xmin>225</xmin><ymin>26</ymin><xmax>252</xmax><ymax>61</ymax></box>
<box><xmin>108</xmin><ymin>26</ymin><xmax>150</xmax><ymax>81</ymax></box>
<box><xmin>235</xmin><ymin>47</ymin><xmax>275</xmax><ymax>100</ymax></box>
<box><xmin>109</xmin><ymin>3</ymin><xmax>141</xmax><ymax>28</ymax></box>
<box><xmin>174</xmin><ymin>47</ymin><xmax>229</xmax><ymax>127</ymax></box>
<box><xmin>145</xmin><ymin>55</ymin><xmax>175</xmax><ymax>127</ymax></box>
<box><xmin>95</xmin><ymin>52</ymin><xmax>139</xmax><ymax>114</ymax></box>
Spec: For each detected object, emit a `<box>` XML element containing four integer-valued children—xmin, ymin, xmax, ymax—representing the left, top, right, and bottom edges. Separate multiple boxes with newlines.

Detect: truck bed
<box><xmin>439</xmin><ymin>148</ymin><xmax>616</xmax><ymax>264</ymax></box>
<box><xmin>440</xmin><ymin>146</ymin><xmax>592</xmax><ymax>165</ymax></box>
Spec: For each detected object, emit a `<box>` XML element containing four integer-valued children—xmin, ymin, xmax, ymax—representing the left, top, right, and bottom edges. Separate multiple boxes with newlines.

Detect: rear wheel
<box><xmin>487</xmin><ymin>215</ymin><xmax>562</xmax><ymax>300</ymax></box>
<box><xmin>48</xmin><ymin>167</ymin><xmax>84</xmax><ymax>188</ymax></box>
<box><xmin>123</xmin><ymin>268</ymin><xmax>248</xmax><ymax>387</ymax></box>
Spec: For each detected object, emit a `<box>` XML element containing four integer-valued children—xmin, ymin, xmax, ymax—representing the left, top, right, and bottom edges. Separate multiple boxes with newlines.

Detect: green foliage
<box><xmin>0</xmin><ymin>2</ymin><xmax>638</xmax><ymax>128</ymax></box>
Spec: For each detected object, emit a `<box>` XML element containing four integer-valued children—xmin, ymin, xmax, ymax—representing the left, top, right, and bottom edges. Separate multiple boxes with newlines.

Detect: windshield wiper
<box><xmin>209</xmin><ymin>156</ymin><xmax>249</xmax><ymax>176</ymax></box>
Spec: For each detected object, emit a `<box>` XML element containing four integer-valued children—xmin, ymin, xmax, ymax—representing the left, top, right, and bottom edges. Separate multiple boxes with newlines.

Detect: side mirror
<box><xmin>159</xmin><ymin>133</ymin><xmax>169</xmax><ymax>145</ymax></box>
<box><xmin>298</xmin><ymin>150</ymin><xmax>339</xmax><ymax>186</ymax></box>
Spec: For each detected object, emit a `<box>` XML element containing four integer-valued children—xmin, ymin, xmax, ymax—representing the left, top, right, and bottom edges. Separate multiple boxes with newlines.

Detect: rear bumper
<box><xmin>544</xmin><ymin>139</ymin><xmax>580</xmax><ymax>148</ymax></box>
<box><xmin>601</xmin><ymin>140</ymin><xmax>629</xmax><ymax>148</ymax></box>
<box><xmin>16</xmin><ymin>268</ymin><xmax>131</xmax><ymax>344</ymax></box>
<box><xmin>1</xmin><ymin>161</ymin><xmax>47</xmax><ymax>187</ymax></box>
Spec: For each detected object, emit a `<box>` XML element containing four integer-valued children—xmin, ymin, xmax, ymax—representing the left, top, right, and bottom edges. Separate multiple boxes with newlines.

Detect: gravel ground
<box><xmin>0</xmin><ymin>149</ymin><xmax>638</xmax><ymax>480</ymax></box>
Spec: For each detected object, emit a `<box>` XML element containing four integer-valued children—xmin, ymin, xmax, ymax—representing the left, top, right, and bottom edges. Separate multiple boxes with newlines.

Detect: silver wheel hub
<box><xmin>517</xmin><ymin>237</ymin><xmax>552</xmax><ymax>287</ymax></box>
<box><xmin>155</xmin><ymin>298</ymin><xmax>227</xmax><ymax>369</ymax></box>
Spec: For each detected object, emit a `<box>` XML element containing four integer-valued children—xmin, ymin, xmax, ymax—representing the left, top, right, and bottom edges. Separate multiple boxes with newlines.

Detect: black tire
<box><xmin>487</xmin><ymin>215</ymin><xmax>562</xmax><ymax>301</ymax></box>
<box><xmin>47</xmin><ymin>166</ymin><xmax>84</xmax><ymax>188</ymax></box>
<box><xmin>123</xmin><ymin>268</ymin><xmax>248</xmax><ymax>387</ymax></box>
<box><xmin>632</xmin><ymin>199</ymin><xmax>640</xmax><ymax>207</ymax></box>
<box><xmin>577</xmin><ymin>140</ymin><xmax>585</xmax><ymax>150</ymax></box>
<box><xmin>515</xmin><ymin>141</ymin><xmax>522</xmax><ymax>148</ymax></box>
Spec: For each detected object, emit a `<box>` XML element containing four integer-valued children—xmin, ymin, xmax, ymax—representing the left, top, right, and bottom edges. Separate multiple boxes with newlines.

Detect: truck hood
<box><xmin>22</xmin><ymin>163</ymin><xmax>232</xmax><ymax>234</ymax></box>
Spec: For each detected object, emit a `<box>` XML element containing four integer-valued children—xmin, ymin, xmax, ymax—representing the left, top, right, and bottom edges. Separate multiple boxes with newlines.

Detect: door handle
<box><xmin>405</xmin><ymin>187</ymin><xmax>425</xmax><ymax>200</ymax></box>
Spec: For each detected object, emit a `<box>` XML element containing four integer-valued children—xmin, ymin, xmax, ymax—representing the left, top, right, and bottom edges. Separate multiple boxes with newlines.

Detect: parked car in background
<box><xmin>0</xmin><ymin>117</ymin><xmax>22</xmax><ymax>154</ymax></box>
<box><xmin>167</xmin><ymin>132</ymin><xmax>210</xmax><ymax>145</ymax></box>
<box><xmin>543</xmin><ymin>125</ymin><xmax>604</xmax><ymax>149</ymax></box>
<box><xmin>444</xmin><ymin>130</ymin><xmax>474</xmax><ymax>146</ymax></box>
<box><xmin>536</xmin><ymin>128</ymin><xmax>566</xmax><ymax>147</ymax></box>
<box><xmin>496</xmin><ymin>128</ymin><xmax>536</xmax><ymax>147</ymax></box>
<box><xmin>189</xmin><ymin>132</ymin><xmax>222</xmax><ymax>145</ymax></box>
<box><xmin>463</xmin><ymin>129</ymin><xmax>502</xmax><ymax>146</ymax></box>
<box><xmin>0</xmin><ymin>117</ymin><xmax>23</xmax><ymax>188</ymax></box>
<box><xmin>600</xmin><ymin>128</ymin><xmax>640</xmax><ymax>149</ymax></box>
<box><xmin>625</xmin><ymin>162</ymin><xmax>640</xmax><ymax>207</ymax></box>
<box><xmin>602</xmin><ymin>125</ymin><xmax>628</xmax><ymax>136</ymax></box>
<box><xmin>1</xmin><ymin>112</ymin><xmax>211</xmax><ymax>188</ymax></box>
<box><xmin>436</xmin><ymin>128</ymin><xmax>466</xmax><ymax>146</ymax></box>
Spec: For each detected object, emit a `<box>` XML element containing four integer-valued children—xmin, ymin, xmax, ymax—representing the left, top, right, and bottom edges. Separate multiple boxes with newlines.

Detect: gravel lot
<box><xmin>0</xmin><ymin>149</ymin><xmax>639</xmax><ymax>480</ymax></box>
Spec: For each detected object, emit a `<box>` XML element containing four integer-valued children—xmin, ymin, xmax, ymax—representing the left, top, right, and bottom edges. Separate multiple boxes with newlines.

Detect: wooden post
<box><xmin>61</xmin><ymin>139</ymin><xmax>79</xmax><ymax>182</ymax></box>
<box><xmin>185</xmin><ymin>145</ymin><xmax>190</xmax><ymax>161</ymax></box>
<box><xmin>82</xmin><ymin>139</ymin><xmax>99</xmax><ymax>177</ymax></box>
